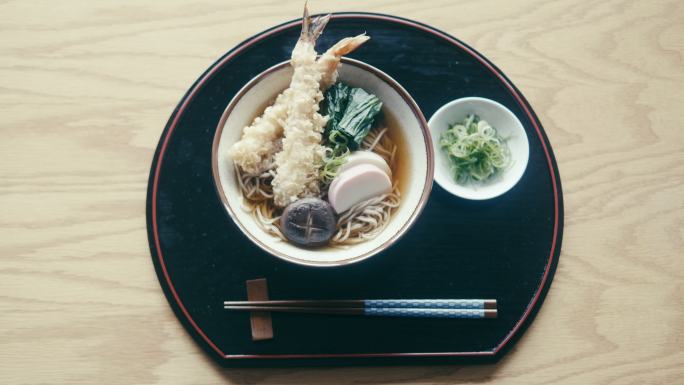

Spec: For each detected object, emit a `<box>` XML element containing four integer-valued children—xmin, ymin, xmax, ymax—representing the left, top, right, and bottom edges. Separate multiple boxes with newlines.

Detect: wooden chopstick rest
<box><xmin>245</xmin><ymin>278</ymin><xmax>273</xmax><ymax>341</ymax></box>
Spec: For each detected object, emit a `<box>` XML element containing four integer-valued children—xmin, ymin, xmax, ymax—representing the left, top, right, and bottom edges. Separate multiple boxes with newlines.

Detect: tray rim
<box><xmin>146</xmin><ymin>11</ymin><xmax>563</xmax><ymax>363</ymax></box>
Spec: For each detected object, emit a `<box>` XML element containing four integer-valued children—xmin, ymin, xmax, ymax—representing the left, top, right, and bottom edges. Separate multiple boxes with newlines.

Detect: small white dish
<box><xmin>428</xmin><ymin>97</ymin><xmax>529</xmax><ymax>200</ymax></box>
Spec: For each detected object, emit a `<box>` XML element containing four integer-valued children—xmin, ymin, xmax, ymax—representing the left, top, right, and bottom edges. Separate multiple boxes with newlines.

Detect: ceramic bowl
<box><xmin>212</xmin><ymin>58</ymin><xmax>433</xmax><ymax>267</ymax></box>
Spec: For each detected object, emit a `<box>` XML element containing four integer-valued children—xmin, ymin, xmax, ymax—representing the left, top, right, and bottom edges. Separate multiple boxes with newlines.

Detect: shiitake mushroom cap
<box><xmin>280</xmin><ymin>198</ymin><xmax>337</xmax><ymax>247</ymax></box>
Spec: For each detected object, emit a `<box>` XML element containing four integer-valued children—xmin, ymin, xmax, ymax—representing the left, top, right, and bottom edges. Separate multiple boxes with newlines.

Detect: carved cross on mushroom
<box><xmin>280</xmin><ymin>198</ymin><xmax>337</xmax><ymax>247</ymax></box>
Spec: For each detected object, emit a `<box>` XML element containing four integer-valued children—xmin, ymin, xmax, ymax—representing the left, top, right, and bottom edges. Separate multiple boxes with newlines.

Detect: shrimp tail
<box><xmin>300</xmin><ymin>2</ymin><xmax>310</xmax><ymax>39</ymax></box>
<box><xmin>310</xmin><ymin>14</ymin><xmax>331</xmax><ymax>41</ymax></box>
<box><xmin>317</xmin><ymin>33</ymin><xmax>371</xmax><ymax>89</ymax></box>
<box><xmin>300</xmin><ymin>3</ymin><xmax>331</xmax><ymax>43</ymax></box>
<box><xmin>329</xmin><ymin>33</ymin><xmax>370</xmax><ymax>56</ymax></box>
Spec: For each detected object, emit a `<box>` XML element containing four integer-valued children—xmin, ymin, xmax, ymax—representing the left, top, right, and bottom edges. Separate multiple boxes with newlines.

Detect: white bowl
<box><xmin>428</xmin><ymin>97</ymin><xmax>529</xmax><ymax>200</ymax></box>
<box><xmin>212</xmin><ymin>58</ymin><xmax>433</xmax><ymax>267</ymax></box>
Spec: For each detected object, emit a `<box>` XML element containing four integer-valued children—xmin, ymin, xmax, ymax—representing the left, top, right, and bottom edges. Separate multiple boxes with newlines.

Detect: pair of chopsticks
<box><xmin>224</xmin><ymin>299</ymin><xmax>497</xmax><ymax>319</ymax></box>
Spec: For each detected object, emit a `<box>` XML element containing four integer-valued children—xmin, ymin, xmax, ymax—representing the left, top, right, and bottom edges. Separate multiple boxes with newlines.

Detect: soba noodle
<box><xmin>235</xmin><ymin>125</ymin><xmax>400</xmax><ymax>246</ymax></box>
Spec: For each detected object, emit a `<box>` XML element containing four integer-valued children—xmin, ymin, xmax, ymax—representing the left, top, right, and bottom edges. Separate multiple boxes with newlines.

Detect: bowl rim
<box><xmin>429</xmin><ymin>96</ymin><xmax>529</xmax><ymax>200</ymax></box>
<box><xmin>211</xmin><ymin>57</ymin><xmax>434</xmax><ymax>267</ymax></box>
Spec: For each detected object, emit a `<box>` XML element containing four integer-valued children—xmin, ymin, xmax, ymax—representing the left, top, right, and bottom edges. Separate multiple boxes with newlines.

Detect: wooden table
<box><xmin>2</xmin><ymin>0</ymin><xmax>682</xmax><ymax>383</ymax></box>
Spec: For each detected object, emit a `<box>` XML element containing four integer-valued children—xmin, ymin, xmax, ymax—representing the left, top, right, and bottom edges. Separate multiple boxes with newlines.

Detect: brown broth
<box><xmin>379</xmin><ymin>108</ymin><xmax>410</xmax><ymax>196</ymax></box>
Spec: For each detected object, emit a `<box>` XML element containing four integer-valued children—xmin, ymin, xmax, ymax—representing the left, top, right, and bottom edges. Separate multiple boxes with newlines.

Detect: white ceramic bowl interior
<box><xmin>213</xmin><ymin>58</ymin><xmax>433</xmax><ymax>267</ymax></box>
<box><xmin>429</xmin><ymin>97</ymin><xmax>529</xmax><ymax>200</ymax></box>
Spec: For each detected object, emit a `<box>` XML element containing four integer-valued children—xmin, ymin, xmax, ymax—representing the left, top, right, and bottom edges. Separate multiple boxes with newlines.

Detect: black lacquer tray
<box><xmin>146</xmin><ymin>13</ymin><xmax>563</xmax><ymax>366</ymax></box>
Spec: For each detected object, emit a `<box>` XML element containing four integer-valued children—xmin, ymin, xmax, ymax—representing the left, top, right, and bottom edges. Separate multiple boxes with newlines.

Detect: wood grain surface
<box><xmin>1</xmin><ymin>0</ymin><xmax>682</xmax><ymax>384</ymax></box>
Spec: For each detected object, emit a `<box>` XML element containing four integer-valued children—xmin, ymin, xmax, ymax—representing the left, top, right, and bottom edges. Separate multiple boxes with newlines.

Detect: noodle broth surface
<box><xmin>236</xmin><ymin>105</ymin><xmax>410</xmax><ymax>249</ymax></box>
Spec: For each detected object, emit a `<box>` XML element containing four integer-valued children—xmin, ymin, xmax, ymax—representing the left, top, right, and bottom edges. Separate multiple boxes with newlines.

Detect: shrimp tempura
<box><xmin>226</xmin><ymin>91</ymin><xmax>288</xmax><ymax>175</ymax></box>
<box><xmin>270</xmin><ymin>34</ymin><xmax>370</xmax><ymax>206</ymax></box>
<box><xmin>228</xmin><ymin>5</ymin><xmax>370</xmax><ymax>203</ymax></box>
<box><xmin>272</xmin><ymin>7</ymin><xmax>330</xmax><ymax>207</ymax></box>
<box><xmin>227</xmin><ymin>7</ymin><xmax>331</xmax><ymax>176</ymax></box>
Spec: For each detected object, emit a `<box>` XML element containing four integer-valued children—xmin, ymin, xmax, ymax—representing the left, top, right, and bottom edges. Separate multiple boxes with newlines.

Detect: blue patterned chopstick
<box><xmin>364</xmin><ymin>308</ymin><xmax>494</xmax><ymax>319</ymax></box>
<box><xmin>364</xmin><ymin>299</ymin><xmax>493</xmax><ymax>309</ymax></box>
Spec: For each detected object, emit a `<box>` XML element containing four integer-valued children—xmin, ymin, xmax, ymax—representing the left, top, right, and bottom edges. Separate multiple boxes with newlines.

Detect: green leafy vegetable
<box><xmin>439</xmin><ymin>114</ymin><xmax>511</xmax><ymax>184</ymax></box>
<box><xmin>322</xmin><ymin>82</ymin><xmax>383</xmax><ymax>153</ymax></box>
<box><xmin>335</xmin><ymin>88</ymin><xmax>383</xmax><ymax>149</ymax></box>
<box><xmin>322</xmin><ymin>82</ymin><xmax>351</xmax><ymax>137</ymax></box>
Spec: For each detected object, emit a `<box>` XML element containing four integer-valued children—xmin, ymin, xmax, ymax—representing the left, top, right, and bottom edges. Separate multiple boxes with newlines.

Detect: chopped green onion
<box><xmin>439</xmin><ymin>114</ymin><xmax>511</xmax><ymax>184</ymax></box>
<box><xmin>319</xmin><ymin>148</ymin><xmax>349</xmax><ymax>186</ymax></box>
